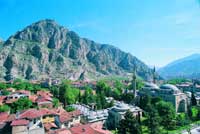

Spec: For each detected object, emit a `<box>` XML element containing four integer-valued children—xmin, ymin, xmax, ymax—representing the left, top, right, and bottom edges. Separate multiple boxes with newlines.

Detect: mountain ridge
<box><xmin>158</xmin><ymin>53</ymin><xmax>200</xmax><ymax>79</ymax></box>
<box><xmin>0</xmin><ymin>19</ymin><xmax>155</xmax><ymax>81</ymax></box>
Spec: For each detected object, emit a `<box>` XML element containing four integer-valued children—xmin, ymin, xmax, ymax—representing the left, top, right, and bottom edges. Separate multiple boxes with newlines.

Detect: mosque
<box><xmin>139</xmin><ymin>83</ymin><xmax>188</xmax><ymax>112</ymax></box>
<box><xmin>138</xmin><ymin>68</ymin><xmax>188</xmax><ymax>113</ymax></box>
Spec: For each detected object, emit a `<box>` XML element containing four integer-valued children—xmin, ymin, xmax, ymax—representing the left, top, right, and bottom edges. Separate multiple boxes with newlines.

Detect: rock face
<box><xmin>0</xmin><ymin>19</ymin><xmax>154</xmax><ymax>81</ymax></box>
<box><xmin>158</xmin><ymin>54</ymin><xmax>200</xmax><ymax>79</ymax></box>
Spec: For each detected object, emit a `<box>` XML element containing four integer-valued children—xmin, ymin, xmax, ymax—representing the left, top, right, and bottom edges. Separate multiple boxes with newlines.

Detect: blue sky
<box><xmin>0</xmin><ymin>0</ymin><xmax>200</xmax><ymax>67</ymax></box>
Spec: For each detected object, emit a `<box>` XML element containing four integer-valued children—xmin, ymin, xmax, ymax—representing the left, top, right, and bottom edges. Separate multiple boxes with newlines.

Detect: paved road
<box><xmin>182</xmin><ymin>126</ymin><xmax>200</xmax><ymax>134</ymax></box>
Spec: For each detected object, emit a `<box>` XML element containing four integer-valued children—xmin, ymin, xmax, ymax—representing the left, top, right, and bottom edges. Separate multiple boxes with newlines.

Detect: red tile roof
<box><xmin>36</xmin><ymin>97</ymin><xmax>52</xmax><ymax>103</ymax></box>
<box><xmin>39</xmin><ymin>108</ymin><xmax>58</xmax><ymax>116</ymax></box>
<box><xmin>44</xmin><ymin>122</ymin><xmax>58</xmax><ymax>131</ymax></box>
<box><xmin>59</xmin><ymin>112</ymin><xmax>72</xmax><ymax>123</ymax></box>
<box><xmin>7</xmin><ymin>114</ymin><xmax>16</xmax><ymax>122</ymax></box>
<box><xmin>29</xmin><ymin>95</ymin><xmax>38</xmax><ymax>103</ymax></box>
<box><xmin>70</xmin><ymin>124</ymin><xmax>95</xmax><ymax>134</ymax></box>
<box><xmin>68</xmin><ymin>110</ymin><xmax>81</xmax><ymax>117</ymax></box>
<box><xmin>90</xmin><ymin>122</ymin><xmax>112</xmax><ymax>134</ymax></box>
<box><xmin>48</xmin><ymin>128</ymin><xmax>72</xmax><ymax>134</ymax></box>
<box><xmin>0</xmin><ymin>96</ymin><xmax>6</xmax><ymax>105</ymax></box>
<box><xmin>11</xmin><ymin>119</ymin><xmax>29</xmax><ymax>126</ymax></box>
<box><xmin>53</xmin><ymin>108</ymin><xmax>81</xmax><ymax>123</ymax></box>
<box><xmin>19</xmin><ymin>109</ymin><xmax>42</xmax><ymax>119</ymax></box>
<box><xmin>5</xmin><ymin>98</ymin><xmax>18</xmax><ymax>104</ymax></box>
<box><xmin>70</xmin><ymin>122</ymin><xmax>112</xmax><ymax>134</ymax></box>
<box><xmin>0</xmin><ymin>112</ymin><xmax>9</xmax><ymax>123</ymax></box>
<box><xmin>37</xmin><ymin>91</ymin><xmax>53</xmax><ymax>98</ymax></box>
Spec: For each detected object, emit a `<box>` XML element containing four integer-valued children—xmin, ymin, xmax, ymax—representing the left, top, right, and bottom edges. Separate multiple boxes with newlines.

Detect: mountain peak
<box><xmin>0</xmin><ymin>19</ymin><xmax>155</xmax><ymax>81</ymax></box>
<box><xmin>10</xmin><ymin>19</ymin><xmax>69</xmax><ymax>47</ymax></box>
<box><xmin>158</xmin><ymin>53</ymin><xmax>200</xmax><ymax>79</ymax></box>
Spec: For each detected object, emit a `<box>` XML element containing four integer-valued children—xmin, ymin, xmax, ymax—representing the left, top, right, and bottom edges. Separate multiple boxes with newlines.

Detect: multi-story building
<box><xmin>139</xmin><ymin>83</ymin><xmax>188</xmax><ymax>112</ymax></box>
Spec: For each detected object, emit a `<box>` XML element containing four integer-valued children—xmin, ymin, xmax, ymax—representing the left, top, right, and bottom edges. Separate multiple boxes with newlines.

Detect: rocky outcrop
<box><xmin>0</xmin><ymin>19</ymin><xmax>154</xmax><ymax>81</ymax></box>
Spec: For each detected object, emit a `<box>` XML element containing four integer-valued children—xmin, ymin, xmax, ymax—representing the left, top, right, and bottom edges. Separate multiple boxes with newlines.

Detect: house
<box><xmin>72</xmin><ymin>104</ymin><xmax>109</xmax><ymax>123</ymax></box>
<box><xmin>39</xmin><ymin>108</ymin><xmax>59</xmax><ymax>132</ymax></box>
<box><xmin>5</xmin><ymin>92</ymin><xmax>29</xmax><ymax>104</ymax></box>
<box><xmin>36</xmin><ymin>90</ymin><xmax>53</xmax><ymax>108</ymax></box>
<box><xmin>53</xmin><ymin>107</ymin><xmax>82</xmax><ymax>129</ymax></box>
<box><xmin>11</xmin><ymin>109</ymin><xmax>45</xmax><ymax>134</ymax></box>
<box><xmin>0</xmin><ymin>112</ymin><xmax>15</xmax><ymax>133</ymax></box>
<box><xmin>106</xmin><ymin>102</ymin><xmax>142</xmax><ymax>129</ymax></box>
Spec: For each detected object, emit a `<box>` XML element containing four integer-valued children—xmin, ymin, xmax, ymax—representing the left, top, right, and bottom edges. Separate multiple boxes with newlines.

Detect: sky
<box><xmin>0</xmin><ymin>0</ymin><xmax>200</xmax><ymax>67</ymax></box>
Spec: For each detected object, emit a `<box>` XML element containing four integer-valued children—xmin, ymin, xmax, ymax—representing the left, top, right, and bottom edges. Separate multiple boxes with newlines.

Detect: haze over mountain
<box><xmin>0</xmin><ymin>19</ymin><xmax>155</xmax><ymax>81</ymax></box>
<box><xmin>158</xmin><ymin>53</ymin><xmax>200</xmax><ymax>79</ymax></box>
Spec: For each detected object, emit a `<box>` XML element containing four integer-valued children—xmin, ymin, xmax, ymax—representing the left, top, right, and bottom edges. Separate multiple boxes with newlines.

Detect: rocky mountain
<box><xmin>0</xmin><ymin>19</ymin><xmax>154</xmax><ymax>81</ymax></box>
<box><xmin>158</xmin><ymin>54</ymin><xmax>200</xmax><ymax>79</ymax></box>
<box><xmin>0</xmin><ymin>38</ymin><xmax>3</xmax><ymax>45</ymax></box>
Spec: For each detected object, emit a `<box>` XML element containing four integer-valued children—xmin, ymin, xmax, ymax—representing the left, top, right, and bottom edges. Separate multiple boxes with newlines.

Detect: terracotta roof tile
<box><xmin>29</xmin><ymin>95</ymin><xmax>38</xmax><ymax>103</ymax></box>
<box><xmin>70</xmin><ymin>124</ymin><xmax>95</xmax><ymax>134</ymax></box>
<box><xmin>7</xmin><ymin>114</ymin><xmax>16</xmax><ymax>122</ymax></box>
<box><xmin>48</xmin><ymin>128</ymin><xmax>72</xmax><ymax>134</ymax></box>
<box><xmin>0</xmin><ymin>112</ymin><xmax>9</xmax><ymax>123</ymax></box>
<box><xmin>44</xmin><ymin>122</ymin><xmax>58</xmax><ymax>131</ymax></box>
<box><xmin>19</xmin><ymin>109</ymin><xmax>41</xmax><ymax>119</ymax></box>
<box><xmin>0</xmin><ymin>96</ymin><xmax>6</xmax><ymax>105</ymax></box>
<box><xmin>70</xmin><ymin>122</ymin><xmax>112</xmax><ymax>134</ymax></box>
<box><xmin>39</xmin><ymin>108</ymin><xmax>58</xmax><ymax>116</ymax></box>
<box><xmin>11</xmin><ymin>119</ymin><xmax>29</xmax><ymax>126</ymax></box>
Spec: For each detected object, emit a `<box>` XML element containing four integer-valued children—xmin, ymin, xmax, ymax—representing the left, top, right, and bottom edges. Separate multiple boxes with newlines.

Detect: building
<box><xmin>106</xmin><ymin>102</ymin><xmax>142</xmax><ymax>129</ymax></box>
<box><xmin>72</xmin><ymin>104</ymin><xmax>108</xmax><ymax>123</ymax></box>
<box><xmin>11</xmin><ymin>109</ymin><xmax>45</xmax><ymax>134</ymax></box>
<box><xmin>139</xmin><ymin>83</ymin><xmax>188</xmax><ymax>112</ymax></box>
<box><xmin>5</xmin><ymin>92</ymin><xmax>29</xmax><ymax>104</ymax></box>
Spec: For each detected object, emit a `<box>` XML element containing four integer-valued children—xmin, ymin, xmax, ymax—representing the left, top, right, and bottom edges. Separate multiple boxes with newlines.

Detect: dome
<box><xmin>160</xmin><ymin>84</ymin><xmax>180</xmax><ymax>91</ymax></box>
<box><xmin>144</xmin><ymin>82</ymin><xmax>159</xmax><ymax>89</ymax></box>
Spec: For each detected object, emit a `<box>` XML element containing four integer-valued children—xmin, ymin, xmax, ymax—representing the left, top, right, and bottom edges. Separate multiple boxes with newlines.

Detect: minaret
<box><xmin>132</xmin><ymin>66</ymin><xmax>137</xmax><ymax>97</ymax></box>
<box><xmin>153</xmin><ymin>66</ymin><xmax>156</xmax><ymax>84</ymax></box>
<box><xmin>192</xmin><ymin>79</ymin><xmax>196</xmax><ymax>92</ymax></box>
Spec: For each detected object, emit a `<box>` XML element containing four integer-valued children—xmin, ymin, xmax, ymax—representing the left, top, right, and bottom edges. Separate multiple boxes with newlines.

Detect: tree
<box><xmin>112</xmin><ymin>88</ymin><xmax>121</xmax><ymax>100</ymax></box>
<box><xmin>138</xmin><ymin>95</ymin><xmax>151</xmax><ymax>111</ymax></box>
<box><xmin>52</xmin><ymin>98</ymin><xmax>59</xmax><ymax>108</ymax></box>
<box><xmin>151</xmin><ymin>97</ymin><xmax>162</xmax><ymax>106</ymax></box>
<box><xmin>118</xmin><ymin>110</ymin><xmax>141</xmax><ymax>134</ymax></box>
<box><xmin>10</xmin><ymin>98</ymin><xmax>32</xmax><ymax>113</ymax></box>
<box><xmin>114</xmin><ymin>80</ymin><xmax>124</xmax><ymax>93</ymax></box>
<box><xmin>191</xmin><ymin>91</ymin><xmax>197</xmax><ymax>106</ymax></box>
<box><xmin>81</xmin><ymin>86</ymin><xmax>95</xmax><ymax>105</ymax></box>
<box><xmin>66</xmin><ymin>106</ymin><xmax>75</xmax><ymax>112</ymax></box>
<box><xmin>121</xmin><ymin>93</ymin><xmax>135</xmax><ymax>104</ymax></box>
<box><xmin>188</xmin><ymin>106</ymin><xmax>199</xmax><ymax>121</ymax></box>
<box><xmin>59</xmin><ymin>80</ymin><xmax>80</xmax><ymax>106</ymax></box>
<box><xmin>176</xmin><ymin>113</ymin><xmax>190</xmax><ymax>126</ymax></box>
<box><xmin>96</xmin><ymin>80</ymin><xmax>112</xmax><ymax>96</ymax></box>
<box><xmin>0</xmin><ymin>105</ymin><xmax>10</xmax><ymax>112</ymax></box>
<box><xmin>1</xmin><ymin>89</ymin><xmax>9</xmax><ymax>95</ymax></box>
<box><xmin>147</xmin><ymin>105</ymin><xmax>161</xmax><ymax>134</ymax></box>
<box><xmin>0</xmin><ymin>82</ymin><xmax>7</xmax><ymax>89</ymax></box>
<box><xmin>156</xmin><ymin>101</ymin><xmax>176</xmax><ymax>130</ymax></box>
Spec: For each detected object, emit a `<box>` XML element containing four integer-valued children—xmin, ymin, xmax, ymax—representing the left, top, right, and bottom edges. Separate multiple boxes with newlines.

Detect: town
<box><xmin>0</xmin><ymin>69</ymin><xmax>200</xmax><ymax>134</ymax></box>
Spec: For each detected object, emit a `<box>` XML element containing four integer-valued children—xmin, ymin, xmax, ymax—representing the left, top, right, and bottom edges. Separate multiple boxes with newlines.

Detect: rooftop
<box><xmin>11</xmin><ymin>119</ymin><xmax>29</xmax><ymax>126</ymax></box>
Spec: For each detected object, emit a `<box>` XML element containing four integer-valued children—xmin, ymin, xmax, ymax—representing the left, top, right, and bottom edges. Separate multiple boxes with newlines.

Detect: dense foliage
<box><xmin>10</xmin><ymin>98</ymin><xmax>33</xmax><ymax>113</ymax></box>
<box><xmin>118</xmin><ymin>110</ymin><xmax>141</xmax><ymax>134</ymax></box>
